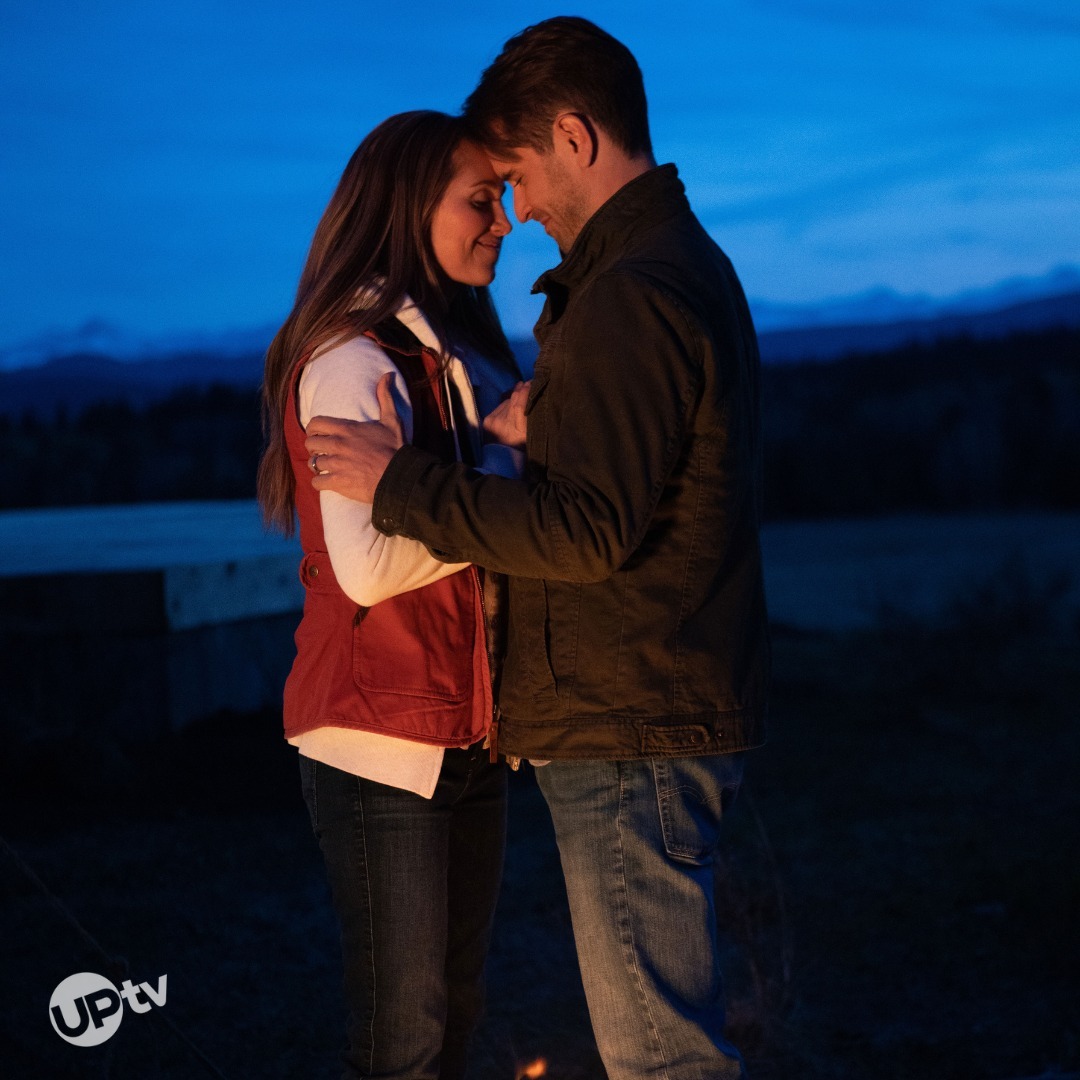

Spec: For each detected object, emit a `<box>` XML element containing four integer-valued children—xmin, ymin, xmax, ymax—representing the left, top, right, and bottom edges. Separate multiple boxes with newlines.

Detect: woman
<box><xmin>257</xmin><ymin>111</ymin><xmax>525</xmax><ymax>1080</ymax></box>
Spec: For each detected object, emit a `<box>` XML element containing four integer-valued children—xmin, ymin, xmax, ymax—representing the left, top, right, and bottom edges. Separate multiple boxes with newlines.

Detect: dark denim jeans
<box><xmin>300</xmin><ymin>741</ymin><xmax>506</xmax><ymax>1080</ymax></box>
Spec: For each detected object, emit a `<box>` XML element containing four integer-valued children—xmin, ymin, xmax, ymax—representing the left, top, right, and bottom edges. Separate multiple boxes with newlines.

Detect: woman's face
<box><xmin>429</xmin><ymin>141</ymin><xmax>511</xmax><ymax>287</ymax></box>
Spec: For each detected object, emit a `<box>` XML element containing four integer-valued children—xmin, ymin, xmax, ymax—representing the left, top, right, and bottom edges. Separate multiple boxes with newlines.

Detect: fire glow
<box><xmin>515</xmin><ymin>1058</ymin><xmax>547</xmax><ymax>1079</ymax></box>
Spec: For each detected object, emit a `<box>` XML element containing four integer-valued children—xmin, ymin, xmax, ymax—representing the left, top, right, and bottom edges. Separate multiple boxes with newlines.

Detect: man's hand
<box><xmin>482</xmin><ymin>380</ymin><xmax>531</xmax><ymax>449</ymax></box>
<box><xmin>305</xmin><ymin>372</ymin><xmax>404</xmax><ymax>502</ymax></box>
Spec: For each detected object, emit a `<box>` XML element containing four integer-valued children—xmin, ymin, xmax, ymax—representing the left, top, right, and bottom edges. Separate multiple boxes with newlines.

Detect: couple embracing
<box><xmin>257</xmin><ymin>16</ymin><xmax>769</xmax><ymax>1080</ymax></box>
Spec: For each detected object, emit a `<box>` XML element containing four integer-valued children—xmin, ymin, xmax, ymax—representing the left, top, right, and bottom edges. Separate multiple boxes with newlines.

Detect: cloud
<box><xmin>1</xmin><ymin>0</ymin><xmax>1079</xmax><ymax>341</ymax></box>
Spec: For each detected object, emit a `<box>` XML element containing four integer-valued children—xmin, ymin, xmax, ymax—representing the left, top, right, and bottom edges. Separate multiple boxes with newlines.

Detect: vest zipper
<box><xmin>438</xmin><ymin>350</ymin><xmax>517</xmax><ymax>767</ymax></box>
<box><xmin>474</xmin><ymin>566</ymin><xmax>504</xmax><ymax>765</ymax></box>
<box><xmin>485</xmin><ymin>705</ymin><xmax>500</xmax><ymax>763</ymax></box>
<box><xmin>423</xmin><ymin>348</ymin><xmax>450</xmax><ymax>431</ymax></box>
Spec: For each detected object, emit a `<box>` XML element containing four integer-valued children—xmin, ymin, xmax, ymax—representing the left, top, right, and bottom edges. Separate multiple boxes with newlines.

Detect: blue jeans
<box><xmin>299</xmin><ymin>741</ymin><xmax>506</xmax><ymax>1080</ymax></box>
<box><xmin>536</xmin><ymin>753</ymin><xmax>747</xmax><ymax>1080</ymax></box>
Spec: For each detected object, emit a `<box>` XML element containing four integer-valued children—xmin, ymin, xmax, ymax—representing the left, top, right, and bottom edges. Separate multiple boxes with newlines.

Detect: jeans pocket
<box><xmin>652</xmin><ymin>757</ymin><xmax>732</xmax><ymax>866</ymax></box>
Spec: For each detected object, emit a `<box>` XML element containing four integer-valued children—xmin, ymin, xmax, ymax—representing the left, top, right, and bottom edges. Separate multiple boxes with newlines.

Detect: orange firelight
<box><xmin>515</xmin><ymin>1059</ymin><xmax>547</xmax><ymax>1079</ymax></box>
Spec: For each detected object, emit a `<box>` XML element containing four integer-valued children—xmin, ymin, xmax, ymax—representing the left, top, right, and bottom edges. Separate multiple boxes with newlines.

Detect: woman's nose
<box><xmin>491</xmin><ymin>198</ymin><xmax>512</xmax><ymax>236</ymax></box>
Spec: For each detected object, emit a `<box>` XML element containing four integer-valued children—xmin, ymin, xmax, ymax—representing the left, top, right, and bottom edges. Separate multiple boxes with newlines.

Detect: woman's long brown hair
<box><xmin>257</xmin><ymin>111</ymin><xmax>517</xmax><ymax>534</ymax></box>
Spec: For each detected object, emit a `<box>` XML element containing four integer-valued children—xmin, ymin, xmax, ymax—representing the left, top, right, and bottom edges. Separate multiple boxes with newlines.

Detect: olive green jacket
<box><xmin>372</xmin><ymin>165</ymin><xmax>770</xmax><ymax>760</ymax></box>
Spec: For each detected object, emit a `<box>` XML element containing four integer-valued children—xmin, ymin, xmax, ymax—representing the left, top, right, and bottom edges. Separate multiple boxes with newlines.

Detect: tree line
<box><xmin>1</xmin><ymin>326</ymin><xmax>1077</xmax><ymax>519</ymax></box>
<box><xmin>761</xmin><ymin>326</ymin><xmax>1079</xmax><ymax>518</ymax></box>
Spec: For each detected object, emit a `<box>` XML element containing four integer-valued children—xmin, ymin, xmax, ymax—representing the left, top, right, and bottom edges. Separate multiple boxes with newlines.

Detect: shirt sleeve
<box><xmin>298</xmin><ymin>336</ymin><xmax>469</xmax><ymax>607</ymax></box>
<box><xmin>478</xmin><ymin>442</ymin><xmax>526</xmax><ymax>478</ymax></box>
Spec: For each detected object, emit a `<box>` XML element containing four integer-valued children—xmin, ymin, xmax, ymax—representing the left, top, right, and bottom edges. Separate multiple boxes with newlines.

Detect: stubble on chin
<box><xmin>542</xmin><ymin>156</ymin><xmax>590</xmax><ymax>254</ymax></box>
<box><xmin>548</xmin><ymin>201</ymin><xmax>589</xmax><ymax>255</ymax></box>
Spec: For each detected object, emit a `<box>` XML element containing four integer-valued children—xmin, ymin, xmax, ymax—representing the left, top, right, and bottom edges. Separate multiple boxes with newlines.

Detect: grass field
<box><xmin>2</xmin><ymin>557</ymin><xmax>1078</xmax><ymax>1079</ymax></box>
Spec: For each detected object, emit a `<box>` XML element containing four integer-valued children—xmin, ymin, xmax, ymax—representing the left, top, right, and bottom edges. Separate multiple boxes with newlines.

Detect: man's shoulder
<box><xmin>590</xmin><ymin>218</ymin><xmax>755</xmax><ymax>357</ymax></box>
<box><xmin>607</xmin><ymin>203</ymin><xmax>727</xmax><ymax>278</ymax></box>
<box><xmin>577</xmin><ymin>264</ymin><xmax>695</xmax><ymax>329</ymax></box>
<box><xmin>592</xmin><ymin>236</ymin><xmax>733</xmax><ymax>324</ymax></box>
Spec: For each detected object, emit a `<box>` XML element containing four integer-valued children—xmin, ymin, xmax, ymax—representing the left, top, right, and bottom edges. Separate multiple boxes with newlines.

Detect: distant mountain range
<box><xmin>0</xmin><ymin>321</ymin><xmax>279</xmax><ymax>373</ymax></box>
<box><xmin>749</xmin><ymin>265</ymin><xmax>1080</xmax><ymax>333</ymax></box>
<box><xmin>756</xmin><ymin>285</ymin><xmax>1080</xmax><ymax>364</ymax></box>
<box><xmin>1</xmin><ymin>268</ymin><xmax>1077</xmax><ymax>417</ymax></box>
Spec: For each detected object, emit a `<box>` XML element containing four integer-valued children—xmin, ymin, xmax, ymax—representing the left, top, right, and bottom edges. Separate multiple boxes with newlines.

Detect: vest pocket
<box><xmin>352</xmin><ymin>571</ymin><xmax>473</xmax><ymax>702</ymax></box>
<box><xmin>299</xmin><ymin>549</ymin><xmax>339</xmax><ymax>592</ymax></box>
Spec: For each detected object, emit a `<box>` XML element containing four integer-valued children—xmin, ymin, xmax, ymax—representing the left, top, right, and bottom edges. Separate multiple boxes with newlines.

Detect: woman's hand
<box><xmin>482</xmin><ymin>380</ymin><xmax>530</xmax><ymax>449</ymax></box>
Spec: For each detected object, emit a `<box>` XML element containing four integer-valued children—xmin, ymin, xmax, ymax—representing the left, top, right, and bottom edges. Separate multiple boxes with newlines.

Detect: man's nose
<box><xmin>512</xmin><ymin>185</ymin><xmax>531</xmax><ymax>224</ymax></box>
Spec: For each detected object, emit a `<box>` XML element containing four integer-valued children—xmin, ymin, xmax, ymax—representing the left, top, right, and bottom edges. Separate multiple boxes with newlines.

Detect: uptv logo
<box><xmin>49</xmin><ymin>971</ymin><xmax>168</xmax><ymax>1046</ymax></box>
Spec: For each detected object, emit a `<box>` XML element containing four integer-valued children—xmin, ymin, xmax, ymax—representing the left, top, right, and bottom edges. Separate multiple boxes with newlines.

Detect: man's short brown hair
<box><xmin>463</xmin><ymin>16</ymin><xmax>653</xmax><ymax>159</ymax></box>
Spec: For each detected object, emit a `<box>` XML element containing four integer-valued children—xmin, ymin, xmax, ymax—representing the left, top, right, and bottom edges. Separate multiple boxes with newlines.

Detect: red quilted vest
<box><xmin>281</xmin><ymin>327</ymin><xmax>492</xmax><ymax>746</ymax></box>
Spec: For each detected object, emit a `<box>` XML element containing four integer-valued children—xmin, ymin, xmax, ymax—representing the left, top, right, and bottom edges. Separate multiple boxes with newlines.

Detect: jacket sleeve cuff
<box><xmin>371</xmin><ymin>444</ymin><xmax>437</xmax><ymax>537</ymax></box>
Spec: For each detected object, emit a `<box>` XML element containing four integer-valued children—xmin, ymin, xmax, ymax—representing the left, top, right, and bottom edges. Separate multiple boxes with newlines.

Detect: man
<box><xmin>305</xmin><ymin>17</ymin><xmax>770</xmax><ymax>1078</ymax></box>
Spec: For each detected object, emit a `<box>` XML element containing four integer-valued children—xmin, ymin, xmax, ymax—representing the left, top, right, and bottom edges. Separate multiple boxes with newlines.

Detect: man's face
<box><xmin>492</xmin><ymin>144</ymin><xmax>590</xmax><ymax>255</ymax></box>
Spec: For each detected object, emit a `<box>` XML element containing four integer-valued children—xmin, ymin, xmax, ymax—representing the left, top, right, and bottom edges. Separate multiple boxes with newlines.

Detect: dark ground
<box><xmin>2</xmin><ymin>592</ymin><xmax>1079</xmax><ymax>1079</ymax></box>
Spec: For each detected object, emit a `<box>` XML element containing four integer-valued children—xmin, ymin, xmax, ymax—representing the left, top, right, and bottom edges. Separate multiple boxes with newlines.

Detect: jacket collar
<box><xmin>532</xmin><ymin>164</ymin><xmax>688</xmax><ymax>296</ymax></box>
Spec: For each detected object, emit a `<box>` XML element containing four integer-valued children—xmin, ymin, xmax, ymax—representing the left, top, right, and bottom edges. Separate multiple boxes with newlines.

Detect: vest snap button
<box><xmin>309</xmin><ymin>565</ymin><xmax>319</xmax><ymax>578</ymax></box>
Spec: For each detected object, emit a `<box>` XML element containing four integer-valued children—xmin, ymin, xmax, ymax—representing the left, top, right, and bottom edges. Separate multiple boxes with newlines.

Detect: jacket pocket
<box><xmin>523</xmin><ymin>363</ymin><xmax>552</xmax><ymax>466</ymax></box>
<box><xmin>524</xmin><ymin>363</ymin><xmax>550</xmax><ymax>414</ymax></box>
<box><xmin>352</xmin><ymin>573</ymin><xmax>473</xmax><ymax>702</ymax></box>
<box><xmin>508</xmin><ymin>576</ymin><xmax>558</xmax><ymax>698</ymax></box>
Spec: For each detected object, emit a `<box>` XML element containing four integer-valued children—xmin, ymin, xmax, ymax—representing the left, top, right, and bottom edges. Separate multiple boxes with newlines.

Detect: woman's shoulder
<box><xmin>308</xmin><ymin>331</ymin><xmax>394</xmax><ymax>372</ymax></box>
<box><xmin>298</xmin><ymin>333</ymin><xmax>413</xmax><ymax>429</ymax></box>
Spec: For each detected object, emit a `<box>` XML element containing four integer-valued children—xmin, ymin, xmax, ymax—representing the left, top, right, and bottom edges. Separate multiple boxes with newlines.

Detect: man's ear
<box><xmin>551</xmin><ymin>112</ymin><xmax>598</xmax><ymax>168</ymax></box>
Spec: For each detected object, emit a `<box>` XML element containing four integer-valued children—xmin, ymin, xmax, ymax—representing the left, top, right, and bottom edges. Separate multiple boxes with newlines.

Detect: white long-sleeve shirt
<box><xmin>287</xmin><ymin>298</ymin><xmax>523</xmax><ymax>797</ymax></box>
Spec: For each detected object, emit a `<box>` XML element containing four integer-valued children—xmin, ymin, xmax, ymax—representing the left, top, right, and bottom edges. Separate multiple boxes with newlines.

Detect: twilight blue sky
<box><xmin>2</xmin><ymin>0</ymin><xmax>1078</xmax><ymax>346</ymax></box>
